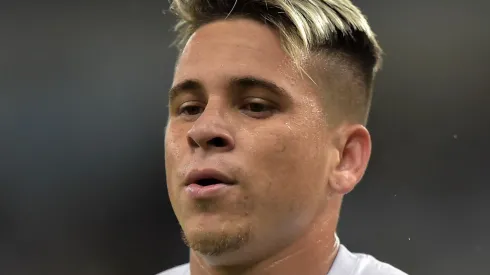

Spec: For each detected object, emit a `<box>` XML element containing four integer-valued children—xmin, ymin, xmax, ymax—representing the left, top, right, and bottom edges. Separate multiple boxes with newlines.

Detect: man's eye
<box><xmin>244</xmin><ymin>103</ymin><xmax>269</xmax><ymax>112</ymax></box>
<box><xmin>240</xmin><ymin>100</ymin><xmax>276</xmax><ymax>118</ymax></box>
<box><xmin>178</xmin><ymin>104</ymin><xmax>204</xmax><ymax>116</ymax></box>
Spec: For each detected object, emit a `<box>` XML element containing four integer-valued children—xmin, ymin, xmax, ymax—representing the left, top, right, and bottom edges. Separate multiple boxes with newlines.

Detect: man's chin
<box><xmin>181</xmin><ymin>227</ymin><xmax>250</xmax><ymax>256</ymax></box>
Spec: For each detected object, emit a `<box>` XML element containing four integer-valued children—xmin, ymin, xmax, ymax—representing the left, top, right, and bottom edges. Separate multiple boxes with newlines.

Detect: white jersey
<box><xmin>157</xmin><ymin>244</ymin><xmax>407</xmax><ymax>275</ymax></box>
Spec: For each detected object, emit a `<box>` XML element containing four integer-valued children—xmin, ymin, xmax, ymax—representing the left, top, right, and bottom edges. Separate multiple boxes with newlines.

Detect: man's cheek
<box><xmin>165</xmin><ymin>137</ymin><xmax>186</xmax><ymax>162</ymax></box>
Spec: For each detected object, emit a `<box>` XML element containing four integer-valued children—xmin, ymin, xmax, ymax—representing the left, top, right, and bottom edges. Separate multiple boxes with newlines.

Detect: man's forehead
<box><xmin>177</xmin><ymin>19</ymin><xmax>289</xmax><ymax>66</ymax></box>
<box><xmin>187</xmin><ymin>18</ymin><xmax>282</xmax><ymax>51</ymax></box>
<box><xmin>174</xmin><ymin>19</ymin><xmax>299</xmax><ymax>83</ymax></box>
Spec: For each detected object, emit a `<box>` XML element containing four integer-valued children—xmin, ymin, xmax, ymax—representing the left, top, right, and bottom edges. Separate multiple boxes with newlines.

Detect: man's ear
<box><xmin>328</xmin><ymin>124</ymin><xmax>372</xmax><ymax>195</ymax></box>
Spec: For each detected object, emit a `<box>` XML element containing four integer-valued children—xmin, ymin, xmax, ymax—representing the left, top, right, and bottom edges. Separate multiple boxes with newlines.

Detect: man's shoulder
<box><xmin>156</xmin><ymin>263</ymin><xmax>190</xmax><ymax>275</ymax></box>
<box><xmin>350</xmin><ymin>252</ymin><xmax>407</xmax><ymax>275</ymax></box>
<box><xmin>156</xmin><ymin>246</ymin><xmax>407</xmax><ymax>275</ymax></box>
<box><xmin>330</xmin><ymin>245</ymin><xmax>408</xmax><ymax>275</ymax></box>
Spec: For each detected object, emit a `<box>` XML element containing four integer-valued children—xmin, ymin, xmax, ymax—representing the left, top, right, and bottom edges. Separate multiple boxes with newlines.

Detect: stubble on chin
<box><xmin>180</xmin><ymin>222</ymin><xmax>251</xmax><ymax>256</ymax></box>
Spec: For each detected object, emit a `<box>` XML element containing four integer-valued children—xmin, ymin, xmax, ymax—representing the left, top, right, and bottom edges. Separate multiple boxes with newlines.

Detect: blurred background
<box><xmin>1</xmin><ymin>0</ymin><xmax>489</xmax><ymax>274</ymax></box>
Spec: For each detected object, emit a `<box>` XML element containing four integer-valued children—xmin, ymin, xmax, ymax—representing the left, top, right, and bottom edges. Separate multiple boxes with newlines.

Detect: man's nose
<box><xmin>186</xmin><ymin>113</ymin><xmax>235</xmax><ymax>152</ymax></box>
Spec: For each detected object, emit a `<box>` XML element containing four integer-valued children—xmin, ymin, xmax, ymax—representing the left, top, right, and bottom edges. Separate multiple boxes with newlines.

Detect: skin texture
<box><xmin>165</xmin><ymin>18</ymin><xmax>372</xmax><ymax>275</ymax></box>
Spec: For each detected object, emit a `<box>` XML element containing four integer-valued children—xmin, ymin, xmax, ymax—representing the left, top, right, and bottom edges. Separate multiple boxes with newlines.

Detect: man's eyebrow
<box><xmin>168</xmin><ymin>76</ymin><xmax>291</xmax><ymax>102</ymax></box>
<box><xmin>228</xmin><ymin>76</ymin><xmax>290</xmax><ymax>99</ymax></box>
<box><xmin>168</xmin><ymin>79</ymin><xmax>202</xmax><ymax>102</ymax></box>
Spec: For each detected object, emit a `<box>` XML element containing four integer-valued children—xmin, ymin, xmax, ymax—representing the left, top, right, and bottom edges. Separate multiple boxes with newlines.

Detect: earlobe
<box><xmin>330</xmin><ymin>171</ymin><xmax>358</xmax><ymax>194</ymax></box>
<box><xmin>328</xmin><ymin>124</ymin><xmax>371</xmax><ymax>195</ymax></box>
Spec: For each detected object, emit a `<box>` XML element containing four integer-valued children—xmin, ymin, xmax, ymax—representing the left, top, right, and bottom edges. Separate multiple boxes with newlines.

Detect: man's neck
<box><xmin>189</xmin><ymin>206</ymin><xmax>341</xmax><ymax>275</ymax></box>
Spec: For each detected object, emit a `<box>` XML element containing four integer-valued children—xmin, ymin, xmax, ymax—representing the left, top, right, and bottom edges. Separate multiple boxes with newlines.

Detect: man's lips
<box><xmin>184</xmin><ymin>168</ymin><xmax>236</xmax><ymax>199</ymax></box>
<box><xmin>184</xmin><ymin>168</ymin><xmax>235</xmax><ymax>186</ymax></box>
<box><xmin>185</xmin><ymin>183</ymin><xmax>232</xmax><ymax>199</ymax></box>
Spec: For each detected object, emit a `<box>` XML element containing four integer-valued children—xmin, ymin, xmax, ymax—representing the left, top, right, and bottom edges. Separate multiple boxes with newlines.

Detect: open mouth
<box><xmin>185</xmin><ymin>169</ymin><xmax>235</xmax><ymax>188</ymax></box>
<box><xmin>195</xmin><ymin>178</ymin><xmax>223</xmax><ymax>186</ymax></box>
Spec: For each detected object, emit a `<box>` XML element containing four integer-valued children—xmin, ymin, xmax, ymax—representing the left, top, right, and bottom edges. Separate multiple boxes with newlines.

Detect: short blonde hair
<box><xmin>169</xmin><ymin>0</ymin><xmax>383</xmax><ymax>125</ymax></box>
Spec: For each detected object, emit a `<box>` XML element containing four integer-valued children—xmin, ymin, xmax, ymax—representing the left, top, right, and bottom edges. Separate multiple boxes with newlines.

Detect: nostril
<box><xmin>208</xmin><ymin>137</ymin><xmax>227</xmax><ymax>147</ymax></box>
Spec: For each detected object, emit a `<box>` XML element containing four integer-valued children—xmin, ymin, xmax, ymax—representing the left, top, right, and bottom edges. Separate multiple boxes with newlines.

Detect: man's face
<box><xmin>165</xmin><ymin>19</ymin><xmax>335</xmax><ymax>258</ymax></box>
